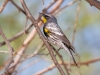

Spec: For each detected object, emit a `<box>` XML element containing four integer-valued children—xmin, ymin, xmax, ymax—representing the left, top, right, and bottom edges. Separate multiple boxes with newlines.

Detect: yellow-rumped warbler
<box><xmin>40</xmin><ymin>13</ymin><xmax>77</xmax><ymax>66</ymax></box>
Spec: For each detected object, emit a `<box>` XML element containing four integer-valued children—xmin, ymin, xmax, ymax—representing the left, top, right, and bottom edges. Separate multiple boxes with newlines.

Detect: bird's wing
<box><xmin>54</xmin><ymin>34</ymin><xmax>75</xmax><ymax>52</ymax></box>
<box><xmin>46</xmin><ymin>23</ymin><xmax>64</xmax><ymax>36</ymax></box>
<box><xmin>46</xmin><ymin>23</ymin><xmax>75</xmax><ymax>52</ymax></box>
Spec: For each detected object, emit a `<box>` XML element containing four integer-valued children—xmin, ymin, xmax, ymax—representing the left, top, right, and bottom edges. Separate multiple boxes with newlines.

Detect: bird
<box><xmin>40</xmin><ymin>13</ymin><xmax>78</xmax><ymax>66</ymax></box>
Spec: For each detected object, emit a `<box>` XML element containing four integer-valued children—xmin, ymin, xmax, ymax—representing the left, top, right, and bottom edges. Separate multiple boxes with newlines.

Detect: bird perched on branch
<box><xmin>40</xmin><ymin>13</ymin><xmax>78</xmax><ymax>66</ymax></box>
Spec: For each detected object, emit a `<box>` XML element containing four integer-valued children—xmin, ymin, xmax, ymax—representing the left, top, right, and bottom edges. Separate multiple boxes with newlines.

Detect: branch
<box><xmin>0</xmin><ymin>0</ymin><xmax>28</xmax><ymax>47</ymax></box>
<box><xmin>86</xmin><ymin>0</ymin><xmax>100</xmax><ymax>10</ymax></box>
<box><xmin>0</xmin><ymin>23</ymin><xmax>33</xmax><ymax>47</ymax></box>
<box><xmin>50</xmin><ymin>44</ymin><xmax>70</xmax><ymax>75</ymax></box>
<box><xmin>43</xmin><ymin>0</ymin><xmax>56</xmax><ymax>11</ymax></box>
<box><xmin>0</xmin><ymin>0</ymin><xmax>9</xmax><ymax>13</ymax></box>
<box><xmin>54</xmin><ymin>0</ymin><xmax>79</xmax><ymax>15</ymax></box>
<box><xmin>20</xmin><ymin>0</ymin><xmax>65</xmax><ymax>75</ymax></box>
<box><xmin>0</xmin><ymin>27</ymin><xmax>13</xmax><ymax>75</ymax></box>
<box><xmin>35</xmin><ymin>57</ymin><xmax>100</xmax><ymax>75</ymax></box>
<box><xmin>10</xmin><ymin>0</ymin><xmax>26</xmax><ymax>15</ymax></box>
<box><xmin>72</xmin><ymin>0</ymin><xmax>81</xmax><ymax>45</ymax></box>
<box><xmin>9</xmin><ymin>43</ymin><xmax>44</xmax><ymax>71</ymax></box>
<box><xmin>17</xmin><ymin>59</ymin><xmax>42</xmax><ymax>75</ymax></box>
<box><xmin>49</xmin><ymin>0</ymin><xmax>63</xmax><ymax>14</ymax></box>
<box><xmin>0</xmin><ymin>51</ymin><xmax>9</xmax><ymax>54</ymax></box>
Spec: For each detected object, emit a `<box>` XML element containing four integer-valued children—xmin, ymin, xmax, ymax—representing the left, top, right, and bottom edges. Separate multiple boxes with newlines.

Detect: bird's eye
<box><xmin>45</xmin><ymin>15</ymin><xmax>49</xmax><ymax>19</ymax></box>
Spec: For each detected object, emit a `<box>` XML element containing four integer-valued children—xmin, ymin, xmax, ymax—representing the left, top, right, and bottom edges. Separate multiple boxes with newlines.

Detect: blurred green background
<box><xmin>0</xmin><ymin>0</ymin><xmax>100</xmax><ymax>75</ymax></box>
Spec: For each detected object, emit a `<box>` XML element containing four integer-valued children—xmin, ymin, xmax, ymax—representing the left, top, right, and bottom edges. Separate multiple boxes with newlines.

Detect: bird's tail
<box><xmin>61</xmin><ymin>42</ymin><xmax>78</xmax><ymax>67</ymax></box>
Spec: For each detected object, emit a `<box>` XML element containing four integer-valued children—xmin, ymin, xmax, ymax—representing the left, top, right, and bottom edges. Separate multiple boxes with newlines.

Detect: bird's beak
<box><xmin>39</xmin><ymin>13</ymin><xmax>47</xmax><ymax>23</ymax></box>
<box><xmin>39</xmin><ymin>13</ymin><xmax>44</xmax><ymax>16</ymax></box>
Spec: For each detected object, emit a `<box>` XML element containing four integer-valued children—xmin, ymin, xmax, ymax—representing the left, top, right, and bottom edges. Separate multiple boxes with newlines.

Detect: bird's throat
<box><xmin>41</xmin><ymin>16</ymin><xmax>47</xmax><ymax>23</ymax></box>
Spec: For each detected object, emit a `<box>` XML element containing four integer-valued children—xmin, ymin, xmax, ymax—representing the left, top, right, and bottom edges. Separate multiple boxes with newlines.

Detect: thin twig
<box><xmin>10</xmin><ymin>0</ymin><xmax>26</xmax><ymax>15</ymax></box>
<box><xmin>8</xmin><ymin>43</ymin><xmax>44</xmax><ymax>73</ymax></box>
<box><xmin>0</xmin><ymin>27</ymin><xmax>13</xmax><ymax>75</ymax></box>
<box><xmin>0</xmin><ymin>0</ymin><xmax>9</xmax><ymax>13</ymax></box>
<box><xmin>54</xmin><ymin>0</ymin><xmax>79</xmax><ymax>15</ymax></box>
<box><xmin>17</xmin><ymin>59</ymin><xmax>42</xmax><ymax>75</ymax></box>
<box><xmin>0</xmin><ymin>51</ymin><xmax>9</xmax><ymax>54</ymax></box>
<box><xmin>72</xmin><ymin>0</ymin><xmax>81</xmax><ymax>45</ymax></box>
<box><xmin>71</xmin><ymin>1</ymin><xmax>81</xmax><ymax>75</ymax></box>
<box><xmin>43</xmin><ymin>0</ymin><xmax>56</xmax><ymax>12</ymax></box>
<box><xmin>51</xmin><ymin>44</ymin><xmax>70</xmax><ymax>75</ymax></box>
<box><xmin>35</xmin><ymin>57</ymin><xmax>100</xmax><ymax>75</ymax></box>
<box><xmin>50</xmin><ymin>0</ymin><xmax>63</xmax><ymax>14</ymax></box>
<box><xmin>21</xmin><ymin>43</ymin><xmax>44</xmax><ymax>63</ymax></box>
<box><xmin>0</xmin><ymin>23</ymin><xmax>33</xmax><ymax>47</ymax></box>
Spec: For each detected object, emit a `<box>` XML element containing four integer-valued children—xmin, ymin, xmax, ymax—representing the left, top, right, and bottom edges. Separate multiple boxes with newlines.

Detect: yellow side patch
<box><xmin>44</xmin><ymin>28</ymin><xmax>50</xmax><ymax>36</ymax></box>
<box><xmin>41</xmin><ymin>16</ymin><xmax>47</xmax><ymax>23</ymax></box>
<box><xmin>44</xmin><ymin>28</ymin><xmax>49</xmax><ymax>33</ymax></box>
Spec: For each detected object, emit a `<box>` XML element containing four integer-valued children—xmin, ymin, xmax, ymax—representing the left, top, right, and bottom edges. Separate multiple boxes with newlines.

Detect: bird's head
<box><xmin>39</xmin><ymin>13</ymin><xmax>57</xmax><ymax>23</ymax></box>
